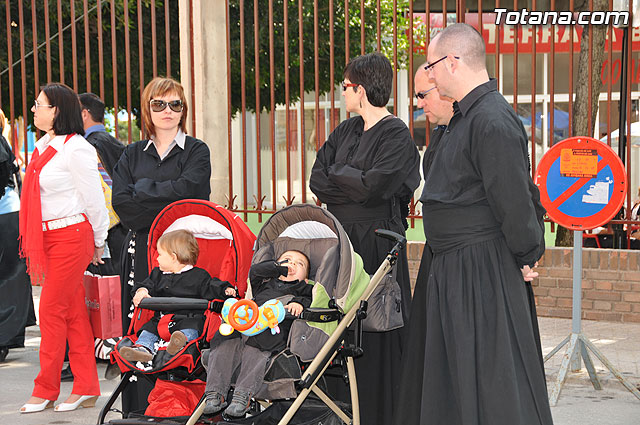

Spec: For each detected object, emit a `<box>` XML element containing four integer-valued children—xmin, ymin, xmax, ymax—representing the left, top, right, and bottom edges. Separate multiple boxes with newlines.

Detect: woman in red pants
<box><xmin>19</xmin><ymin>83</ymin><xmax>109</xmax><ymax>413</ymax></box>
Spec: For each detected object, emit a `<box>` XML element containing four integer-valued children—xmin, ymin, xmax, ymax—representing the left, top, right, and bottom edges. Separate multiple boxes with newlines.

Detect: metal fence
<box><xmin>1</xmin><ymin>0</ymin><xmax>179</xmax><ymax>164</ymax></box>
<box><xmin>2</xmin><ymin>1</ymin><xmax>640</xmax><ymax>243</ymax></box>
<box><xmin>224</xmin><ymin>0</ymin><xmax>640</xmax><ymax>241</ymax></box>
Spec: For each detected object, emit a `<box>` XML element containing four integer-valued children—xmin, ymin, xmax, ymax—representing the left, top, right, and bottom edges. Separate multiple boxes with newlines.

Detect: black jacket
<box><xmin>134</xmin><ymin>266</ymin><xmax>234</xmax><ymax>336</ymax></box>
<box><xmin>84</xmin><ymin>130</ymin><xmax>125</xmax><ymax>177</ymax></box>
<box><xmin>112</xmin><ymin>136</ymin><xmax>211</xmax><ymax>232</ymax></box>
<box><xmin>244</xmin><ymin>260</ymin><xmax>313</xmax><ymax>353</ymax></box>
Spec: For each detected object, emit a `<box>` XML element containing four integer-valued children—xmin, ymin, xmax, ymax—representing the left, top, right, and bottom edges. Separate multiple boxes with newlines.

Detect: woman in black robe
<box><xmin>0</xmin><ymin>127</ymin><xmax>36</xmax><ymax>363</ymax></box>
<box><xmin>309</xmin><ymin>52</ymin><xmax>420</xmax><ymax>425</ymax></box>
<box><xmin>112</xmin><ymin>77</ymin><xmax>211</xmax><ymax>416</ymax></box>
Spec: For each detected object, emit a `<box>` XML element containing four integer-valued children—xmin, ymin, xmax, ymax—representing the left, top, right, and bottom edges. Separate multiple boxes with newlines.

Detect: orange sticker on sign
<box><xmin>560</xmin><ymin>149</ymin><xmax>598</xmax><ymax>178</ymax></box>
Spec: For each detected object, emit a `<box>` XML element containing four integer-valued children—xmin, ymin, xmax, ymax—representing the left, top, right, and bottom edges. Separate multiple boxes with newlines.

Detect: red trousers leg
<box><xmin>32</xmin><ymin>221</ymin><xmax>100</xmax><ymax>400</ymax></box>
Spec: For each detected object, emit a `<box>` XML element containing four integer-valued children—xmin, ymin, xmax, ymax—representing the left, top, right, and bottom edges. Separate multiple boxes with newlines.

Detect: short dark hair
<box><xmin>79</xmin><ymin>93</ymin><xmax>106</xmax><ymax>123</ymax></box>
<box><xmin>433</xmin><ymin>23</ymin><xmax>486</xmax><ymax>71</ymax></box>
<box><xmin>343</xmin><ymin>52</ymin><xmax>393</xmax><ymax>107</ymax></box>
<box><xmin>41</xmin><ymin>83</ymin><xmax>85</xmax><ymax>136</ymax></box>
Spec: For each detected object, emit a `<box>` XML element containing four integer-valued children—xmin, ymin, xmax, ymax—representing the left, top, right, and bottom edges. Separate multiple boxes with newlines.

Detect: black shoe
<box><xmin>0</xmin><ymin>346</ymin><xmax>8</xmax><ymax>362</ymax></box>
<box><xmin>60</xmin><ymin>365</ymin><xmax>74</xmax><ymax>382</ymax></box>
<box><xmin>104</xmin><ymin>362</ymin><xmax>120</xmax><ymax>380</ymax></box>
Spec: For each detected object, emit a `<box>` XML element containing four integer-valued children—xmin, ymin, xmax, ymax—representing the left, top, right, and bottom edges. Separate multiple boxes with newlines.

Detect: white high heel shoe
<box><xmin>20</xmin><ymin>399</ymin><xmax>54</xmax><ymax>413</ymax></box>
<box><xmin>54</xmin><ymin>395</ymin><xmax>98</xmax><ymax>412</ymax></box>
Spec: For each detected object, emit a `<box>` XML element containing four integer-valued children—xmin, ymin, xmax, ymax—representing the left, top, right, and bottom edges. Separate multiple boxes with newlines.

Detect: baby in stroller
<box><xmin>203</xmin><ymin>250</ymin><xmax>314</xmax><ymax>417</ymax></box>
<box><xmin>119</xmin><ymin>229</ymin><xmax>237</xmax><ymax>363</ymax></box>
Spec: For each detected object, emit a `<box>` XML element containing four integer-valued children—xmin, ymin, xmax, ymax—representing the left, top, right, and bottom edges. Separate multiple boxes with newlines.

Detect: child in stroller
<box><xmin>203</xmin><ymin>250</ymin><xmax>313</xmax><ymax>417</ymax></box>
<box><xmin>120</xmin><ymin>229</ymin><xmax>237</xmax><ymax>363</ymax></box>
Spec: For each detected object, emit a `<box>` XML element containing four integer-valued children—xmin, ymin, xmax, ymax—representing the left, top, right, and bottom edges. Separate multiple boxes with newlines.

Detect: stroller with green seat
<box><xmin>186</xmin><ymin>204</ymin><xmax>405</xmax><ymax>425</ymax></box>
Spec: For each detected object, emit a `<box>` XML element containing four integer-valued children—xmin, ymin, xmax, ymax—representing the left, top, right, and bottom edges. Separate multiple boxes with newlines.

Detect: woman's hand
<box><xmin>284</xmin><ymin>302</ymin><xmax>304</xmax><ymax>317</ymax></box>
<box><xmin>92</xmin><ymin>246</ymin><xmax>105</xmax><ymax>265</ymax></box>
<box><xmin>225</xmin><ymin>287</ymin><xmax>237</xmax><ymax>297</ymax></box>
<box><xmin>132</xmin><ymin>288</ymin><xmax>150</xmax><ymax>307</ymax></box>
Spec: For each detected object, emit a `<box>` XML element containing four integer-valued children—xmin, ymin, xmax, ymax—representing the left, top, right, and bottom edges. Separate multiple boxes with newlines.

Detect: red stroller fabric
<box><xmin>109</xmin><ymin>200</ymin><xmax>256</xmax><ymax>417</ymax></box>
<box><xmin>145</xmin><ymin>379</ymin><xmax>206</xmax><ymax>417</ymax></box>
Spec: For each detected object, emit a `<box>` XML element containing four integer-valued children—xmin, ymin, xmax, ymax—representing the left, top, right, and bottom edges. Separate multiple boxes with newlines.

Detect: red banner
<box><xmin>412</xmin><ymin>13</ymin><xmax>640</xmax><ymax>55</ymax></box>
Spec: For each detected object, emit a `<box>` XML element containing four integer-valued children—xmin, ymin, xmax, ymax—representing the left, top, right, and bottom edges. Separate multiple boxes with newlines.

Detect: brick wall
<box><xmin>406</xmin><ymin>242</ymin><xmax>640</xmax><ymax>323</ymax></box>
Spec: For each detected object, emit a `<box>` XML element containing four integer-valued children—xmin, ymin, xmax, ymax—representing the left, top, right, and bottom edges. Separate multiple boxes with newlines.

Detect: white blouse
<box><xmin>36</xmin><ymin>133</ymin><xmax>109</xmax><ymax>246</ymax></box>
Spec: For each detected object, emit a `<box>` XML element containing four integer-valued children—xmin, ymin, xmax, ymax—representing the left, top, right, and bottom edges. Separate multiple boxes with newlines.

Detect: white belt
<box><xmin>42</xmin><ymin>214</ymin><xmax>87</xmax><ymax>231</ymax></box>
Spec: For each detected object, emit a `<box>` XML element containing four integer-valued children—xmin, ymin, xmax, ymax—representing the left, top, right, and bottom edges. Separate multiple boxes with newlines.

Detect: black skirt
<box><xmin>328</xmin><ymin>203</ymin><xmax>411</xmax><ymax>425</ymax></box>
<box><xmin>395</xmin><ymin>202</ymin><xmax>553</xmax><ymax>425</ymax></box>
<box><xmin>0</xmin><ymin>211</ymin><xmax>36</xmax><ymax>348</ymax></box>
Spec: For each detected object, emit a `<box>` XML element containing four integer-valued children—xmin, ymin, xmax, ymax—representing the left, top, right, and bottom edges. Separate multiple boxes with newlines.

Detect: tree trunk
<box><xmin>555</xmin><ymin>0</ymin><xmax>609</xmax><ymax>247</ymax></box>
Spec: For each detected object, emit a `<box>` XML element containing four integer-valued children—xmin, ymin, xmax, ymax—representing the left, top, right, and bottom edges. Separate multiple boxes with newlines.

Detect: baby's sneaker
<box><xmin>167</xmin><ymin>331</ymin><xmax>188</xmax><ymax>355</ymax></box>
<box><xmin>224</xmin><ymin>390</ymin><xmax>252</xmax><ymax>418</ymax></box>
<box><xmin>203</xmin><ymin>391</ymin><xmax>227</xmax><ymax>415</ymax></box>
<box><xmin>119</xmin><ymin>345</ymin><xmax>153</xmax><ymax>362</ymax></box>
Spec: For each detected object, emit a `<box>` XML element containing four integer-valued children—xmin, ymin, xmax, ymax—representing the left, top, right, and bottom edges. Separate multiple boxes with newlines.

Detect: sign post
<box><xmin>535</xmin><ymin>136</ymin><xmax>640</xmax><ymax>406</ymax></box>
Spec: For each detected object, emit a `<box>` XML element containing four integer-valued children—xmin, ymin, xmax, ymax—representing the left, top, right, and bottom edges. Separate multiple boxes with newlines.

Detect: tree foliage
<box><xmin>1</xmin><ymin>1</ymin><xmax>410</xmax><ymax>125</ymax></box>
<box><xmin>228</xmin><ymin>0</ymin><xmax>410</xmax><ymax>117</ymax></box>
<box><xmin>0</xmin><ymin>0</ymin><xmax>180</xmax><ymax>129</ymax></box>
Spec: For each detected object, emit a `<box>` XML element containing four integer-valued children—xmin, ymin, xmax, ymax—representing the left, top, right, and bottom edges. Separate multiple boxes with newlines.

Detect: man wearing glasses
<box><xmin>396</xmin><ymin>66</ymin><xmax>454</xmax><ymax>424</ymax></box>
<box><xmin>404</xmin><ymin>23</ymin><xmax>553</xmax><ymax>425</ymax></box>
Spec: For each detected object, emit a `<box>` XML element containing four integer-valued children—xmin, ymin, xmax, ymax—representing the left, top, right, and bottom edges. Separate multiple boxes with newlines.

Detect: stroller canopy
<box><xmin>253</xmin><ymin>204</ymin><xmax>370</xmax><ymax>361</ymax></box>
<box><xmin>148</xmin><ymin>199</ymin><xmax>256</xmax><ymax>296</ymax></box>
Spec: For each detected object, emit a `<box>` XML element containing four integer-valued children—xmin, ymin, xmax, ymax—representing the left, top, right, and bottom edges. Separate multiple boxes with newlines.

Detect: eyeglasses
<box><xmin>342</xmin><ymin>82</ymin><xmax>359</xmax><ymax>91</ymax></box>
<box><xmin>33</xmin><ymin>99</ymin><xmax>55</xmax><ymax>110</ymax></box>
<box><xmin>414</xmin><ymin>87</ymin><xmax>437</xmax><ymax>100</ymax></box>
<box><xmin>150</xmin><ymin>99</ymin><xmax>183</xmax><ymax>113</ymax></box>
<box><xmin>424</xmin><ymin>55</ymin><xmax>460</xmax><ymax>72</ymax></box>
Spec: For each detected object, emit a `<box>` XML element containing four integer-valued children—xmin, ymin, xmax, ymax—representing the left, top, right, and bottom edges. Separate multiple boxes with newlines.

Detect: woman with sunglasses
<box><xmin>309</xmin><ymin>52</ymin><xmax>420</xmax><ymax>425</ymax></box>
<box><xmin>19</xmin><ymin>83</ymin><xmax>108</xmax><ymax>413</ymax></box>
<box><xmin>111</xmin><ymin>77</ymin><xmax>211</xmax><ymax>415</ymax></box>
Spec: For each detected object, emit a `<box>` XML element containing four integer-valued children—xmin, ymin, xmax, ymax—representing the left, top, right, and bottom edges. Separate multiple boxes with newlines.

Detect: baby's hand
<box><xmin>225</xmin><ymin>287</ymin><xmax>237</xmax><ymax>297</ymax></box>
<box><xmin>132</xmin><ymin>288</ymin><xmax>150</xmax><ymax>307</ymax></box>
<box><xmin>284</xmin><ymin>302</ymin><xmax>303</xmax><ymax>317</ymax></box>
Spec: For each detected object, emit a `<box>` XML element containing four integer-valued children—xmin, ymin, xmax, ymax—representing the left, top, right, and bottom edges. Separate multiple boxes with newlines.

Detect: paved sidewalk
<box><xmin>1</xmin><ymin>288</ymin><xmax>639</xmax><ymax>424</ymax></box>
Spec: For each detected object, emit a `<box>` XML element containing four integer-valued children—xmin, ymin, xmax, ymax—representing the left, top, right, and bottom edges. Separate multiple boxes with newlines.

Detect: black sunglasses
<box><xmin>424</xmin><ymin>55</ymin><xmax>460</xmax><ymax>72</ymax></box>
<box><xmin>415</xmin><ymin>87</ymin><xmax>437</xmax><ymax>100</ymax></box>
<box><xmin>150</xmin><ymin>99</ymin><xmax>183</xmax><ymax>113</ymax></box>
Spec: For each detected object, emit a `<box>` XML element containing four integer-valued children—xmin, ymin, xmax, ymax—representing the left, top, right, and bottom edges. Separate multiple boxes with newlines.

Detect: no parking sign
<box><xmin>534</xmin><ymin>137</ymin><xmax>627</xmax><ymax>230</ymax></box>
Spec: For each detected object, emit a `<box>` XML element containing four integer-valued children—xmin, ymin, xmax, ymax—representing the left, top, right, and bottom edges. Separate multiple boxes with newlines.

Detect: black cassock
<box><xmin>310</xmin><ymin>115</ymin><xmax>420</xmax><ymax>425</ymax></box>
<box><xmin>397</xmin><ymin>80</ymin><xmax>553</xmax><ymax>425</ymax></box>
<box><xmin>112</xmin><ymin>135</ymin><xmax>211</xmax><ymax>416</ymax></box>
<box><xmin>0</xmin><ymin>135</ymin><xmax>36</xmax><ymax>355</ymax></box>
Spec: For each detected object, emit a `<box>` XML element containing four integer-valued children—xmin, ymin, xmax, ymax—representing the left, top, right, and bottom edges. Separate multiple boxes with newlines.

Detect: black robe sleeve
<box><xmin>111</xmin><ymin>146</ymin><xmax>158</xmax><ymax>231</ymax></box>
<box><xmin>197</xmin><ymin>277</ymin><xmax>235</xmax><ymax>300</ymax></box>
<box><xmin>326</xmin><ymin>125</ymin><xmax>420</xmax><ymax>206</ymax></box>
<box><xmin>472</xmin><ymin>119</ymin><xmax>545</xmax><ymax>268</ymax></box>
<box><xmin>309</xmin><ymin>126</ymin><xmax>353</xmax><ymax>205</ymax></box>
<box><xmin>249</xmin><ymin>260</ymin><xmax>289</xmax><ymax>288</ymax></box>
<box><xmin>132</xmin><ymin>267</ymin><xmax>163</xmax><ymax>297</ymax></box>
<box><xmin>289</xmin><ymin>282</ymin><xmax>313</xmax><ymax>309</ymax></box>
<box><xmin>131</xmin><ymin>142</ymin><xmax>211</xmax><ymax>209</ymax></box>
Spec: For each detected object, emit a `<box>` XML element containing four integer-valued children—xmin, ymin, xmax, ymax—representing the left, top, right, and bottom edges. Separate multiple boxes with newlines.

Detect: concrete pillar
<box><xmin>179</xmin><ymin>0</ymin><xmax>229</xmax><ymax>205</ymax></box>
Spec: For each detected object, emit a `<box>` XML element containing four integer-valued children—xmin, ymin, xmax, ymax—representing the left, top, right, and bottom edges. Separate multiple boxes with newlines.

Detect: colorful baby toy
<box><xmin>219</xmin><ymin>298</ymin><xmax>286</xmax><ymax>336</ymax></box>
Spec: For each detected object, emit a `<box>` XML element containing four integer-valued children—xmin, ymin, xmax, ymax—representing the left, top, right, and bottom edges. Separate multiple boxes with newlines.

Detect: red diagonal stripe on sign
<box><xmin>550</xmin><ymin>159</ymin><xmax>607</xmax><ymax>209</ymax></box>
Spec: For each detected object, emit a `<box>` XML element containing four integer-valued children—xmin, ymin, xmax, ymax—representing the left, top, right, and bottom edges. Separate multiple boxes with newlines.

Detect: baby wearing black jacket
<box><xmin>119</xmin><ymin>230</ymin><xmax>236</xmax><ymax>363</ymax></box>
<box><xmin>203</xmin><ymin>250</ymin><xmax>313</xmax><ymax>418</ymax></box>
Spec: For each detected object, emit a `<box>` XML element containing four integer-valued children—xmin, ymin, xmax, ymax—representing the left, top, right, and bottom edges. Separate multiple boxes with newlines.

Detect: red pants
<box><xmin>32</xmin><ymin>221</ymin><xmax>100</xmax><ymax>400</ymax></box>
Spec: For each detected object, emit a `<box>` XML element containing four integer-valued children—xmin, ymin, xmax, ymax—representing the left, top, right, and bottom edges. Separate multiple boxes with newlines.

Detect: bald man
<box><xmin>405</xmin><ymin>24</ymin><xmax>553</xmax><ymax>425</ymax></box>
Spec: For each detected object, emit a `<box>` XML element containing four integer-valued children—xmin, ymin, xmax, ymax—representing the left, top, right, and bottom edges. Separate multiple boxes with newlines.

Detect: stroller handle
<box><xmin>374</xmin><ymin>229</ymin><xmax>406</xmax><ymax>246</ymax></box>
<box><xmin>138</xmin><ymin>297</ymin><xmax>210</xmax><ymax>311</ymax></box>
